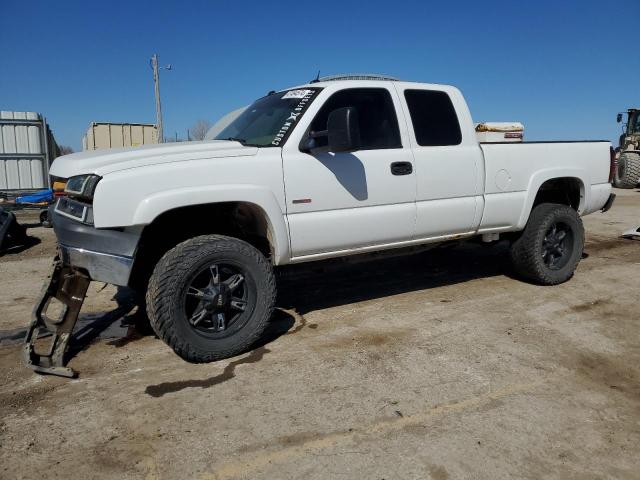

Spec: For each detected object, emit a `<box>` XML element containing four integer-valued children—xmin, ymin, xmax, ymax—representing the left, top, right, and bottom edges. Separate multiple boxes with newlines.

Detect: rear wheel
<box><xmin>146</xmin><ymin>235</ymin><xmax>276</xmax><ymax>363</ymax></box>
<box><xmin>614</xmin><ymin>152</ymin><xmax>640</xmax><ymax>189</ymax></box>
<box><xmin>509</xmin><ymin>203</ymin><xmax>584</xmax><ymax>285</ymax></box>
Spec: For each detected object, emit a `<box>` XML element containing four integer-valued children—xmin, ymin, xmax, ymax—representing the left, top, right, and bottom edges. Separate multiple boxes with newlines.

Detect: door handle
<box><xmin>390</xmin><ymin>161</ymin><xmax>413</xmax><ymax>176</ymax></box>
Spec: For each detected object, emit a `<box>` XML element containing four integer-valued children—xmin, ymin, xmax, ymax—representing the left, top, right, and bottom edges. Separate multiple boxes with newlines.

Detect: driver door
<box><xmin>282</xmin><ymin>86</ymin><xmax>417</xmax><ymax>259</ymax></box>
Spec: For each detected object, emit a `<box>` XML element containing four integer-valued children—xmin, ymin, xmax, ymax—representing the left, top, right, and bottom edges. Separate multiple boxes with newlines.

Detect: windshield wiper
<box><xmin>221</xmin><ymin>137</ymin><xmax>263</xmax><ymax>148</ymax></box>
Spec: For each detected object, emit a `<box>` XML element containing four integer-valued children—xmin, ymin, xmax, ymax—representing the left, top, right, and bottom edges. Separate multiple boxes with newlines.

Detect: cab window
<box><xmin>404</xmin><ymin>90</ymin><xmax>462</xmax><ymax>146</ymax></box>
<box><xmin>307</xmin><ymin>88</ymin><xmax>402</xmax><ymax>150</ymax></box>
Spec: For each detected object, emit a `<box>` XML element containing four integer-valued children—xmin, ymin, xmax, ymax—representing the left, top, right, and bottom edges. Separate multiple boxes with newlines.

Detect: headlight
<box><xmin>64</xmin><ymin>174</ymin><xmax>101</xmax><ymax>200</ymax></box>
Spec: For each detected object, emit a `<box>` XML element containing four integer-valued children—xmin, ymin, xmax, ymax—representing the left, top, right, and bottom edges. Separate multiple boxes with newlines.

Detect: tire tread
<box><xmin>510</xmin><ymin>203</ymin><xmax>584</xmax><ymax>285</ymax></box>
<box><xmin>146</xmin><ymin>235</ymin><xmax>276</xmax><ymax>363</ymax></box>
<box><xmin>614</xmin><ymin>152</ymin><xmax>640</xmax><ymax>189</ymax></box>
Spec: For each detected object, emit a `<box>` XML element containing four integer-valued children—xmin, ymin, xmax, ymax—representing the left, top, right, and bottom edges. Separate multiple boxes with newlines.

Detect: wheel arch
<box><xmin>127</xmin><ymin>189</ymin><xmax>290</xmax><ymax>292</ymax></box>
<box><xmin>516</xmin><ymin>170</ymin><xmax>588</xmax><ymax>229</ymax></box>
<box><xmin>132</xmin><ymin>185</ymin><xmax>289</xmax><ymax>262</ymax></box>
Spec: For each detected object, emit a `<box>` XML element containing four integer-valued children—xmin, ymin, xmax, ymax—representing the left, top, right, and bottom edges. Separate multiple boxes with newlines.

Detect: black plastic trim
<box><xmin>601</xmin><ymin>193</ymin><xmax>616</xmax><ymax>213</ymax></box>
<box><xmin>390</xmin><ymin>161</ymin><xmax>413</xmax><ymax>175</ymax></box>
<box><xmin>51</xmin><ymin>208</ymin><xmax>140</xmax><ymax>258</ymax></box>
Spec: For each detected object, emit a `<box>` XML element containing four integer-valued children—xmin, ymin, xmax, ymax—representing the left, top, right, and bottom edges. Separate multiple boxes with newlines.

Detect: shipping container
<box><xmin>83</xmin><ymin>122</ymin><xmax>158</xmax><ymax>150</ymax></box>
<box><xmin>0</xmin><ymin>111</ymin><xmax>59</xmax><ymax>191</ymax></box>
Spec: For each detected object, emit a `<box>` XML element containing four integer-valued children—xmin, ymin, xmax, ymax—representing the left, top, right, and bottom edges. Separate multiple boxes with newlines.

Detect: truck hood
<box><xmin>50</xmin><ymin>140</ymin><xmax>259</xmax><ymax>178</ymax></box>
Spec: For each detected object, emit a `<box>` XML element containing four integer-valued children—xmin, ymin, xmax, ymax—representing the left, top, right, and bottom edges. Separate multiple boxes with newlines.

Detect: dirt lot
<box><xmin>1</xmin><ymin>190</ymin><xmax>639</xmax><ymax>480</ymax></box>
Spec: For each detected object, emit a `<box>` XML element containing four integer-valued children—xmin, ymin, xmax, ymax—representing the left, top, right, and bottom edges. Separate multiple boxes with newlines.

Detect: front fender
<box><xmin>516</xmin><ymin>168</ymin><xmax>589</xmax><ymax>229</ymax></box>
<box><xmin>91</xmin><ymin>150</ymin><xmax>290</xmax><ymax>263</ymax></box>
<box><xmin>132</xmin><ymin>185</ymin><xmax>291</xmax><ymax>264</ymax></box>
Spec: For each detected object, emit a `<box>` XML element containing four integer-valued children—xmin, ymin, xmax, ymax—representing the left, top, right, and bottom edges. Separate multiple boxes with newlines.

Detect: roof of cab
<box><xmin>286</xmin><ymin>73</ymin><xmax>455</xmax><ymax>92</ymax></box>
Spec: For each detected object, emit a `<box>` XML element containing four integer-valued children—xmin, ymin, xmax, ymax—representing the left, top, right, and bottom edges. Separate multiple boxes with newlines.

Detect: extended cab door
<box><xmin>282</xmin><ymin>85</ymin><xmax>417</xmax><ymax>259</ymax></box>
<box><xmin>395</xmin><ymin>84</ymin><xmax>484</xmax><ymax>239</ymax></box>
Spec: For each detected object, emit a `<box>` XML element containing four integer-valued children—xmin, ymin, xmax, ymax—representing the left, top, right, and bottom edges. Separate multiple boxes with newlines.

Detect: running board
<box><xmin>23</xmin><ymin>258</ymin><xmax>90</xmax><ymax>378</ymax></box>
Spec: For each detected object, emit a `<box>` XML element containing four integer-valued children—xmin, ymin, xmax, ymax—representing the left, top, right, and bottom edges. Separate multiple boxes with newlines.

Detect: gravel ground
<box><xmin>1</xmin><ymin>189</ymin><xmax>639</xmax><ymax>480</ymax></box>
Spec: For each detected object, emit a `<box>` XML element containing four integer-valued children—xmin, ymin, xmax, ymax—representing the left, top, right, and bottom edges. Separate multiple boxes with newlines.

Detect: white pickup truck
<box><xmin>25</xmin><ymin>74</ymin><xmax>616</xmax><ymax>375</ymax></box>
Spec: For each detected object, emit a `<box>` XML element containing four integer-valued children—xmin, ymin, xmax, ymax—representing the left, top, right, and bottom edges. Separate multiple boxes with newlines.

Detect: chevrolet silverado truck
<box><xmin>24</xmin><ymin>74</ymin><xmax>616</xmax><ymax>377</ymax></box>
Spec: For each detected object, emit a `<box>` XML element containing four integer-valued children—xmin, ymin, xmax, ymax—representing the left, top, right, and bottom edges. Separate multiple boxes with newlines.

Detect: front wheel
<box><xmin>509</xmin><ymin>203</ymin><xmax>584</xmax><ymax>285</ymax></box>
<box><xmin>146</xmin><ymin>235</ymin><xmax>276</xmax><ymax>363</ymax></box>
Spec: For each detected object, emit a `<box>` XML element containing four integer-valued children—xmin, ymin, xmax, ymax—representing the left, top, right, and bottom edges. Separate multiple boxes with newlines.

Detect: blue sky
<box><xmin>1</xmin><ymin>0</ymin><xmax>637</xmax><ymax>150</ymax></box>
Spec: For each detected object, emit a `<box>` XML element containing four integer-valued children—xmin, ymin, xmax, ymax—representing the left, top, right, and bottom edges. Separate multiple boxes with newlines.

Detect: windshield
<box><xmin>630</xmin><ymin>112</ymin><xmax>640</xmax><ymax>135</ymax></box>
<box><xmin>214</xmin><ymin>88</ymin><xmax>322</xmax><ymax>147</ymax></box>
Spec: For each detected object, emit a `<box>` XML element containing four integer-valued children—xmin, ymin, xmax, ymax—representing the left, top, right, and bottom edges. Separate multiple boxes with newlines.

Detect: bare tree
<box><xmin>58</xmin><ymin>145</ymin><xmax>74</xmax><ymax>156</ymax></box>
<box><xmin>189</xmin><ymin>120</ymin><xmax>212</xmax><ymax>141</ymax></box>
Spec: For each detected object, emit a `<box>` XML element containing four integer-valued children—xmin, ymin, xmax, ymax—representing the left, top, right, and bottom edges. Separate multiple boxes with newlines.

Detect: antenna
<box><xmin>310</xmin><ymin>70</ymin><xmax>321</xmax><ymax>83</ymax></box>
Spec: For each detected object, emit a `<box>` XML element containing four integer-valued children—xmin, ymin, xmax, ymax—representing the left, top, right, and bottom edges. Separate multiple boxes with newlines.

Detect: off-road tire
<box><xmin>614</xmin><ymin>152</ymin><xmax>640</xmax><ymax>189</ymax></box>
<box><xmin>146</xmin><ymin>235</ymin><xmax>276</xmax><ymax>363</ymax></box>
<box><xmin>509</xmin><ymin>203</ymin><xmax>584</xmax><ymax>285</ymax></box>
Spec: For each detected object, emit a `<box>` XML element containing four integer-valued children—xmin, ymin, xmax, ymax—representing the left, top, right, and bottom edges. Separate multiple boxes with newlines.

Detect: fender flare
<box><xmin>516</xmin><ymin>168</ymin><xmax>589</xmax><ymax>229</ymax></box>
<box><xmin>132</xmin><ymin>185</ymin><xmax>291</xmax><ymax>264</ymax></box>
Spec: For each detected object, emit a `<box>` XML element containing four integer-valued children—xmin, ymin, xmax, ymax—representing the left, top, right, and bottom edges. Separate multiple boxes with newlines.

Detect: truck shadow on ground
<box><xmin>66</xmin><ymin>288</ymin><xmax>139</xmax><ymax>358</ymax></box>
<box><xmin>0</xmin><ymin>287</ymin><xmax>137</xmax><ymax>349</ymax></box>
<box><xmin>144</xmin><ymin>308</ymin><xmax>296</xmax><ymax>397</ymax></box>
<box><xmin>276</xmin><ymin>242</ymin><xmax>512</xmax><ymax>315</ymax></box>
<box><xmin>124</xmin><ymin>242</ymin><xmax>513</xmax><ymax>358</ymax></box>
<box><xmin>145</xmin><ymin>346</ymin><xmax>272</xmax><ymax>397</ymax></box>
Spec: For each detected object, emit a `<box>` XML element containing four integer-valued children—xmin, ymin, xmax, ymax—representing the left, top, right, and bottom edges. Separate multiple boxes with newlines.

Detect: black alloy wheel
<box><xmin>541</xmin><ymin>222</ymin><xmax>574</xmax><ymax>271</ymax></box>
<box><xmin>183</xmin><ymin>263</ymin><xmax>251</xmax><ymax>336</ymax></box>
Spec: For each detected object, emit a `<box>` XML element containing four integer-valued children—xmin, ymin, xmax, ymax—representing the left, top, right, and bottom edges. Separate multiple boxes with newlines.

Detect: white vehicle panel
<box><xmin>287</xmin><ymin>203</ymin><xmax>416</xmax><ymax>256</ymax></box>
<box><xmin>481</xmin><ymin>142</ymin><xmax>610</xmax><ymax>194</ymax></box>
<box><xmin>586</xmin><ymin>183</ymin><xmax>612</xmax><ymax>215</ymax></box>
<box><xmin>392</xmin><ymin>82</ymin><xmax>484</xmax><ymax>237</ymax></box>
<box><xmin>50</xmin><ymin>140</ymin><xmax>256</xmax><ymax>178</ymax></box>
<box><xmin>282</xmin><ymin>81</ymin><xmax>417</xmax><ymax>257</ymax></box>
<box><xmin>479</xmin><ymin>191</ymin><xmax>528</xmax><ymax>231</ymax></box>
<box><xmin>480</xmin><ymin>141</ymin><xmax>611</xmax><ymax>230</ymax></box>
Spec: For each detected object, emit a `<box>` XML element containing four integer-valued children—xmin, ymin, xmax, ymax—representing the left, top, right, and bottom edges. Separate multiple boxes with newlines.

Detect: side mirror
<box><xmin>303</xmin><ymin>107</ymin><xmax>361</xmax><ymax>154</ymax></box>
<box><xmin>327</xmin><ymin>107</ymin><xmax>360</xmax><ymax>152</ymax></box>
<box><xmin>617</xmin><ymin>113</ymin><xmax>623</xmax><ymax>123</ymax></box>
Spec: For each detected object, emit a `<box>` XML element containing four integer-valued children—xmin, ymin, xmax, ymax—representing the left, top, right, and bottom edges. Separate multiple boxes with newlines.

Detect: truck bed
<box><xmin>478</xmin><ymin>140</ymin><xmax>612</xmax><ymax>232</ymax></box>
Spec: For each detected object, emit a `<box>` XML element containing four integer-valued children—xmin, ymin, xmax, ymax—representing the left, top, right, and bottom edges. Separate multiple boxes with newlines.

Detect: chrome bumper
<box><xmin>59</xmin><ymin>243</ymin><xmax>133</xmax><ymax>286</ymax></box>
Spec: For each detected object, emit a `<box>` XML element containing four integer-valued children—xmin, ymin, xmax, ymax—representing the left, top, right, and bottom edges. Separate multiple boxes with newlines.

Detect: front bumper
<box><xmin>52</xmin><ymin>207</ymin><xmax>139</xmax><ymax>286</ymax></box>
<box><xmin>59</xmin><ymin>243</ymin><xmax>133</xmax><ymax>286</ymax></box>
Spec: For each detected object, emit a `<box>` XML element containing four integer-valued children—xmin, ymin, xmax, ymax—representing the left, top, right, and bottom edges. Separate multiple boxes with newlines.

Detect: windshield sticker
<box><xmin>281</xmin><ymin>89</ymin><xmax>314</xmax><ymax>99</ymax></box>
<box><xmin>271</xmin><ymin>89</ymin><xmax>319</xmax><ymax>146</ymax></box>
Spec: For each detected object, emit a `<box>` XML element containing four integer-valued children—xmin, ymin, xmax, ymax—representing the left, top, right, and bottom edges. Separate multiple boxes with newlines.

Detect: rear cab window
<box><xmin>404</xmin><ymin>89</ymin><xmax>462</xmax><ymax>146</ymax></box>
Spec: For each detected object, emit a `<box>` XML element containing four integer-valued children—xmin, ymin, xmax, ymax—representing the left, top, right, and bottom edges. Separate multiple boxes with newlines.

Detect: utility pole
<box><xmin>150</xmin><ymin>54</ymin><xmax>171</xmax><ymax>143</ymax></box>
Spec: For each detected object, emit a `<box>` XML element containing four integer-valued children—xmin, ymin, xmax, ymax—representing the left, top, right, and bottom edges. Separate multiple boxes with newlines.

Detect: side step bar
<box><xmin>23</xmin><ymin>258</ymin><xmax>90</xmax><ymax>378</ymax></box>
